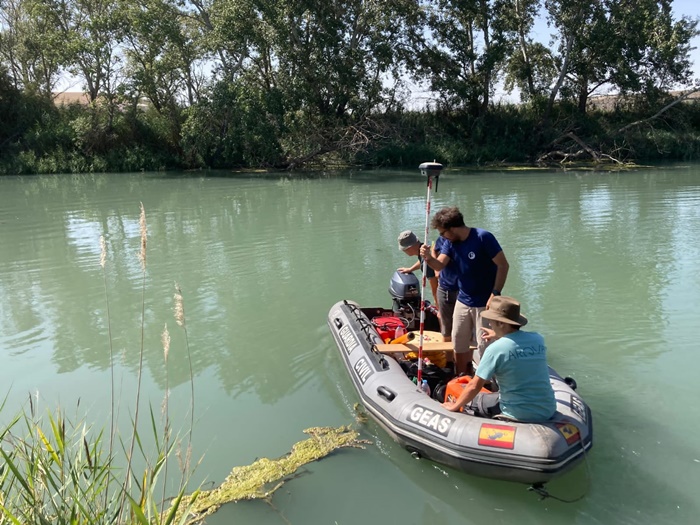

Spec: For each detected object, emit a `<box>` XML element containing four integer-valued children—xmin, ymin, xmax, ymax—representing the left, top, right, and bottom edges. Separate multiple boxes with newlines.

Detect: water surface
<box><xmin>1</xmin><ymin>166</ymin><xmax>699</xmax><ymax>524</ymax></box>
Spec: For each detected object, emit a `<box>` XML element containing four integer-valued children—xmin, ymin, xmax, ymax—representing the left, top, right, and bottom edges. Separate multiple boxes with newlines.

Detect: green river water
<box><xmin>1</xmin><ymin>166</ymin><xmax>699</xmax><ymax>524</ymax></box>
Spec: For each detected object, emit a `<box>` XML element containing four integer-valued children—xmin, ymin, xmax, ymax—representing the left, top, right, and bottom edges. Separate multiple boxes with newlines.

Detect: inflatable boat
<box><xmin>327</xmin><ymin>272</ymin><xmax>593</xmax><ymax>484</ymax></box>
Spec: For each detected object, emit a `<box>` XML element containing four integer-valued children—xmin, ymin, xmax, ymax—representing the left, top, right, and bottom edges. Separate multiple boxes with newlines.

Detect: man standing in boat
<box><xmin>420</xmin><ymin>207</ymin><xmax>509</xmax><ymax>376</ymax></box>
<box><xmin>441</xmin><ymin>296</ymin><xmax>557</xmax><ymax>422</ymax></box>
<box><xmin>397</xmin><ymin>230</ymin><xmax>439</xmax><ymax>305</ymax></box>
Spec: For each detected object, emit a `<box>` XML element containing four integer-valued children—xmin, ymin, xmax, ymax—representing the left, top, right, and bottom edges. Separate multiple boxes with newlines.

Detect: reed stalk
<box><xmin>100</xmin><ymin>233</ymin><xmax>117</xmax><ymax>513</ymax></box>
<box><xmin>173</xmin><ymin>282</ymin><xmax>195</xmax><ymax>487</ymax></box>
<box><xmin>118</xmin><ymin>202</ymin><xmax>149</xmax><ymax>522</ymax></box>
<box><xmin>160</xmin><ymin>323</ymin><xmax>171</xmax><ymax>519</ymax></box>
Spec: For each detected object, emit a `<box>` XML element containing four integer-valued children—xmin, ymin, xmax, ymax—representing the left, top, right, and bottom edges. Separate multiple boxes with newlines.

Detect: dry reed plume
<box><xmin>174</xmin><ymin>282</ymin><xmax>195</xmax><ymax>483</ymax></box>
<box><xmin>162</xmin><ymin>323</ymin><xmax>171</xmax><ymax>364</ymax></box>
<box><xmin>118</xmin><ymin>202</ymin><xmax>150</xmax><ymax>521</ymax></box>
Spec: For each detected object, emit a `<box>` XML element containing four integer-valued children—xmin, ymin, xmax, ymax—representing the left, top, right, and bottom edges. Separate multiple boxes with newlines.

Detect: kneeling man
<box><xmin>441</xmin><ymin>296</ymin><xmax>556</xmax><ymax>422</ymax></box>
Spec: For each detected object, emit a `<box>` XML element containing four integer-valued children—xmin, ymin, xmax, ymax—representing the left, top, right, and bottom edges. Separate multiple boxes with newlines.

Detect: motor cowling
<box><xmin>388</xmin><ymin>270</ymin><xmax>440</xmax><ymax>332</ymax></box>
<box><xmin>389</xmin><ymin>270</ymin><xmax>420</xmax><ymax>303</ymax></box>
<box><xmin>389</xmin><ymin>271</ymin><xmax>421</xmax><ymax>326</ymax></box>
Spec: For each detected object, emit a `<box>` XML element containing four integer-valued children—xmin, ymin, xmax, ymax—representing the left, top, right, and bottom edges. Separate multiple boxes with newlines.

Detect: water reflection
<box><xmin>4</xmin><ymin>168</ymin><xmax>700</xmax><ymax>523</ymax></box>
<box><xmin>1</xmin><ymin>169</ymin><xmax>699</xmax><ymax>404</ymax></box>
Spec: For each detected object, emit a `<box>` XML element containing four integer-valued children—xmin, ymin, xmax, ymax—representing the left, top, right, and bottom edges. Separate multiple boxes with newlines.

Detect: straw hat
<box><xmin>481</xmin><ymin>296</ymin><xmax>528</xmax><ymax>326</ymax></box>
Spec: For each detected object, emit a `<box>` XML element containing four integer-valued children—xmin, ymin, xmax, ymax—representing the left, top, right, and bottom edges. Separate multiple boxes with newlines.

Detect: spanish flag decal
<box><xmin>556</xmin><ymin>423</ymin><xmax>580</xmax><ymax>445</ymax></box>
<box><xmin>478</xmin><ymin>423</ymin><xmax>516</xmax><ymax>449</ymax></box>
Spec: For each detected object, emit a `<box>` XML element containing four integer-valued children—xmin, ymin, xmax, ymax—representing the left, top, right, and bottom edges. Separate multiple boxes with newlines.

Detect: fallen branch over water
<box><xmin>172</xmin><ymin>425</ymin><xmax>369</xmax><ymax>524</ymax></box>
<box><xmin>537</xmin><ymin>132</ymin><xmax>629</xmax><ymax>167</ymax></box>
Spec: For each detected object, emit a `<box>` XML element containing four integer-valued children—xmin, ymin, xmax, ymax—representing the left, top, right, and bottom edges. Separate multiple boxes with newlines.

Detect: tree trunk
<box><xmin>545</xmin><ymin>33</ymin><xmax>574</xmax><ymax>123</ymax></box>
<box><xmin>479</xmin><ymin>0</ymin><xmax>490</xmax><ymax>116</ymax></box>
<box><xmin>515</xmin><ymin>0</ymin><xmax>535</xmax><ymax>96</ymax></box>
<box><xmin>577</xmin><ymin>78</ymin><xmax>588</xmax><ymax>114</ymax></box>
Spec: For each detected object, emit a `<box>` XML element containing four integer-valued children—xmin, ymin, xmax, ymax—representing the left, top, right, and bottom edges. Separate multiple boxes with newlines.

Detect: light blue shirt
<box><xmin>476</xmin><ymin>330</ymin><xmax>556</xmax><ymax>421</ymax></box>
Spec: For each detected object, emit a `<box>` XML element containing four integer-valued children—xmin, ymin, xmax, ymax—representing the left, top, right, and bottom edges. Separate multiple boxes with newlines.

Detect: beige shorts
<box><xmin>452</xmin><ymin>302</ymin><xmax>489</xmax><ymax>356</ymax></box>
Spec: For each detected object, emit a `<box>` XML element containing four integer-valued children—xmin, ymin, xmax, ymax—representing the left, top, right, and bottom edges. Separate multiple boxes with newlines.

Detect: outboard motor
<box><xmin>389</xmin><ymin>270</ymin><xmax>420</xmax><ymax>306</ymax></box>
<box><xmin>388</xmin><ymin>271</ymin><xmax>422</xmax><ymax>328</ymax></box>
<box><xmin>388</xmin><ymin>270</ymin><xmax>441</xmax><ymax>333</ymax></box>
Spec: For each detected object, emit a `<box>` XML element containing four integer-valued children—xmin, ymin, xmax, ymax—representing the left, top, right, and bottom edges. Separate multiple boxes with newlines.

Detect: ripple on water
<box><xmin>1</xmin><ymin>322</ymin><xmax>50</xmax><ymax>356</ymax></box>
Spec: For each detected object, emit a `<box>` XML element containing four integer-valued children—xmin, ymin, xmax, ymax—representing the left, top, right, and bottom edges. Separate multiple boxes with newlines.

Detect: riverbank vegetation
<box><xmin>1</xmin><ymin>0</ymin><xmax>699</xmax><ymax>174</ymax></box>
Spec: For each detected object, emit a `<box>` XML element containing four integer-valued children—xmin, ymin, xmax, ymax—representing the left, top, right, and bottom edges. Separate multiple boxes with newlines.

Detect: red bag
<box><xmin>372</xmin><ymin>316</ymin><xmax>405</xmax><ymax>341</ymax></box>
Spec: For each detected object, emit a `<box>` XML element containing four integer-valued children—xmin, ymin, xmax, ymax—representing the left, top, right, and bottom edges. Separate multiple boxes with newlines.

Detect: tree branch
<box><xmin>617</xmin><ymin>88</ymin><xmax>700</xmax><ymax>134</ymax></box>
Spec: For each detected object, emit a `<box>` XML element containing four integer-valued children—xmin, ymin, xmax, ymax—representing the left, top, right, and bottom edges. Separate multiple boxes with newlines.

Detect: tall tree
<box><xmin>419</xmin><ymin>0</ymin><xmax>517</xmax><ymax>115</ymax></box>
<box><xmin>121</xmin><ymin>0</ymin><xmax>203</xmax><ymax>111</ymax></box>
<box><xmin>606</xmin><ymin>0</ymin><xmax>698</xmax><ymax>97</ymax></box>
<box><xmin>502</xmin><ymin>0</ymin><xmax>558</xmax><ymax>101</ymax></box>
<box><xmin>39</xmin><ymin>0</ymin><xmax>124</xmax><ymax>103</ymax></box>
<box><xmin>203</xmin><ymin>0</ymin><xmax>421</xmax><ymax>165</ymax></box>
<box><xmin>0</xmin><ymin>0</ymin><xmax>64</xmax><ymax>96</ymax></box>
<box><xmin>544</xmin><ymin>0</ymin><xmax>698</xmax><ymax>115</ymax></box>
<box><xmin>542</xmin><ymin>0</ymin><xmax>603</xmax><ymax>116</ymax></box>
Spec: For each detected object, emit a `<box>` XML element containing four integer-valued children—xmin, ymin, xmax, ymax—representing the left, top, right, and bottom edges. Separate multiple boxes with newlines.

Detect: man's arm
<box><xmin>442</xmin><ymin>375</ymin><xmax>488</xmax><ymax>412</ymax></box>
<box><xmin>487</xmin><ymin>251</ymin><xmax>509</xmax><ymax>307</ymax></box>
<box><xmin>420</xmin><ymin>244</ymin><xmax>450</xmax><ymax>271</ymax></box>
<box><xmin>398</xmin><ymin>260</ymin><xmax>421</xmax><ymax>273</ymax></box>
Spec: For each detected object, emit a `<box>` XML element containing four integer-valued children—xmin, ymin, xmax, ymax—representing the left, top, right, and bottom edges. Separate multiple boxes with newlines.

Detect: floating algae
<box><xmin>353</xmin><ymin>402</ymin><xmax>369</xmax><ymax>424</ymax></box>
<box><xmin>173</xmin><ymin>425</ymin><xmax>369</xmax><ymax>524</ymax></box>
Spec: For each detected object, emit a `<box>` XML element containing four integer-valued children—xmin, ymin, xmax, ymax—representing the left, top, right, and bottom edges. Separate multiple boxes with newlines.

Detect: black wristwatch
<box><xmin>492</xmin><ymin>289</ymin><xmax>501</xmax><ymax>296</ymax></box>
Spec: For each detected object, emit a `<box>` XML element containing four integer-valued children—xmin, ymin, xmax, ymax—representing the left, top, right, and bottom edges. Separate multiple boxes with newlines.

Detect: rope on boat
<box><xmin>527</xmin><ymin>424</ymin><xmax>591</xmax><ymax>503</ymax></box>
<box><xmin>345</xmin><ymin>301</ymin><xmax>389</xmax><ymax>367</ymax></box>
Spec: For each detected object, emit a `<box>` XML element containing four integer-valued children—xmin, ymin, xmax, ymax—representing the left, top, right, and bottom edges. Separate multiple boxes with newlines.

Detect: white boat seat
<box><xmin>374</xmin><ymin>342</ymin><xmax>454</xmax><ymax>353</ymax></box>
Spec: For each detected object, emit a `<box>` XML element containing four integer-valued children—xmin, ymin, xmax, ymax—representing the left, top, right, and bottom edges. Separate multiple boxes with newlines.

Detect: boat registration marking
<box><xmin>407</xmin><ymin>405</ymin><xmax>455</xmax><ymax>437</ymax></box>
<box><xmin>354</xmin><ymin>357</ymin><xmax>374</xmax><ymax>384</ymax></box>
<box><xmin>339</xmin><ymin>325</ymin><xmax>359</xmax><ymax>355</ymax></box>
<box><xmin>478</xmin><ymin>423</ymin><xmax>516</xmax><ymax>449</ymax></box>
<box><xmin>556</xmin><ymin>423</ymin><xmax>581</xmax><ymax>445</ymax></box>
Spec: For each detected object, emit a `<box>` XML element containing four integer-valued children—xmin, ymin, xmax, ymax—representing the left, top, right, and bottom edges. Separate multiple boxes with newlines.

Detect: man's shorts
<box><xmin>452</xmin><ymin>302</ymin><xmax>487</xmax><ymax>355</ymax></box>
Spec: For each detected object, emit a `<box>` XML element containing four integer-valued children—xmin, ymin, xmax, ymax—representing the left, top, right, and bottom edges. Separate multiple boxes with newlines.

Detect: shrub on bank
<box><xmin>3</xmin><ymin>88</ymin><xmax>700</xmax><ymax>174</ymax></box>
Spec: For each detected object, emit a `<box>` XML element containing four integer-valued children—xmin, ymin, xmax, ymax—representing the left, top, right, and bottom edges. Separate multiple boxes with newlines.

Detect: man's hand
<box><xmin>442</xmin><ymin>401</ymin><xmax>461</xmax><ymax>412</ymax></box>
<box><xmin>480</xmin><ymin>327</ymin><xmax>496</xmax><ymax>343</ymax></box>
<box><xmin>397</xmin><ymin>267</ymin><xmax>413</xmax><ymax>274</ymax></box>
<box><xmin>419</xmin><ymin>244</ymin><xmax>432</xmax><ymax>260</ymax></box>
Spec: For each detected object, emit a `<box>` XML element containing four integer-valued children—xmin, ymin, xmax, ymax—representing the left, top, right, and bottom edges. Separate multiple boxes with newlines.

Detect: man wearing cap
<box><xmin>397</xmin><ymin>230</ymin><xmax>439</xmax><ymax>304</ymax></box>
<box><xmin>420</xmin><ymin>206</ymin><xmax>509</xmax><ymax>376</ymax></box>
<box><xmin>442</xmin><ymin>296</ymin><xmax>557</xmax><ymax>422</ymax></box>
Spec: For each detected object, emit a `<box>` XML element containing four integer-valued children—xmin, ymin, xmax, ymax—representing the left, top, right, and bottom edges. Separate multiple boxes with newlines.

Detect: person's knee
<box><xmin>467</xmin><ymin>392</ymin><xmax>500</xmax><ymax>418</ymax></box>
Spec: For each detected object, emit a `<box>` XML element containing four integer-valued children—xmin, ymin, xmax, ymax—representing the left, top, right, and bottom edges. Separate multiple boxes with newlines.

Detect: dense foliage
<box><xmin>1</xmin><ymin>0</ymin><xmax>699</xmax><ymax>173</ymax></box>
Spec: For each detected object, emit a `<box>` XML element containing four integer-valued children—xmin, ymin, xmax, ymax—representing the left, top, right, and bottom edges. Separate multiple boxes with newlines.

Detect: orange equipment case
<box><xmin>444</xmin><ymin>376</ymin><xmax>492</xmax><ymax>411</ymax></box>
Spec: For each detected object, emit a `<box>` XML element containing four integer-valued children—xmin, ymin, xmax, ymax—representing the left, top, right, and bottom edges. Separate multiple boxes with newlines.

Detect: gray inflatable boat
<box><xmin>327</xmin><ymin>288</ymin><xmax>593</xmax><ymax>484</ymax></box>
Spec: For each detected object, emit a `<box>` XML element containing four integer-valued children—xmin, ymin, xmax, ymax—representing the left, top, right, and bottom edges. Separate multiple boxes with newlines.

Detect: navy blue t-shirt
<box><xmin>434</xmin><ymin>236</ymin><xmax>458</xmax><ymax>291</ymax></box>
<box><xmin>442</xmin><ymin>228</ymin><xmax>502</xmax><ymax>307</ymax></box>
